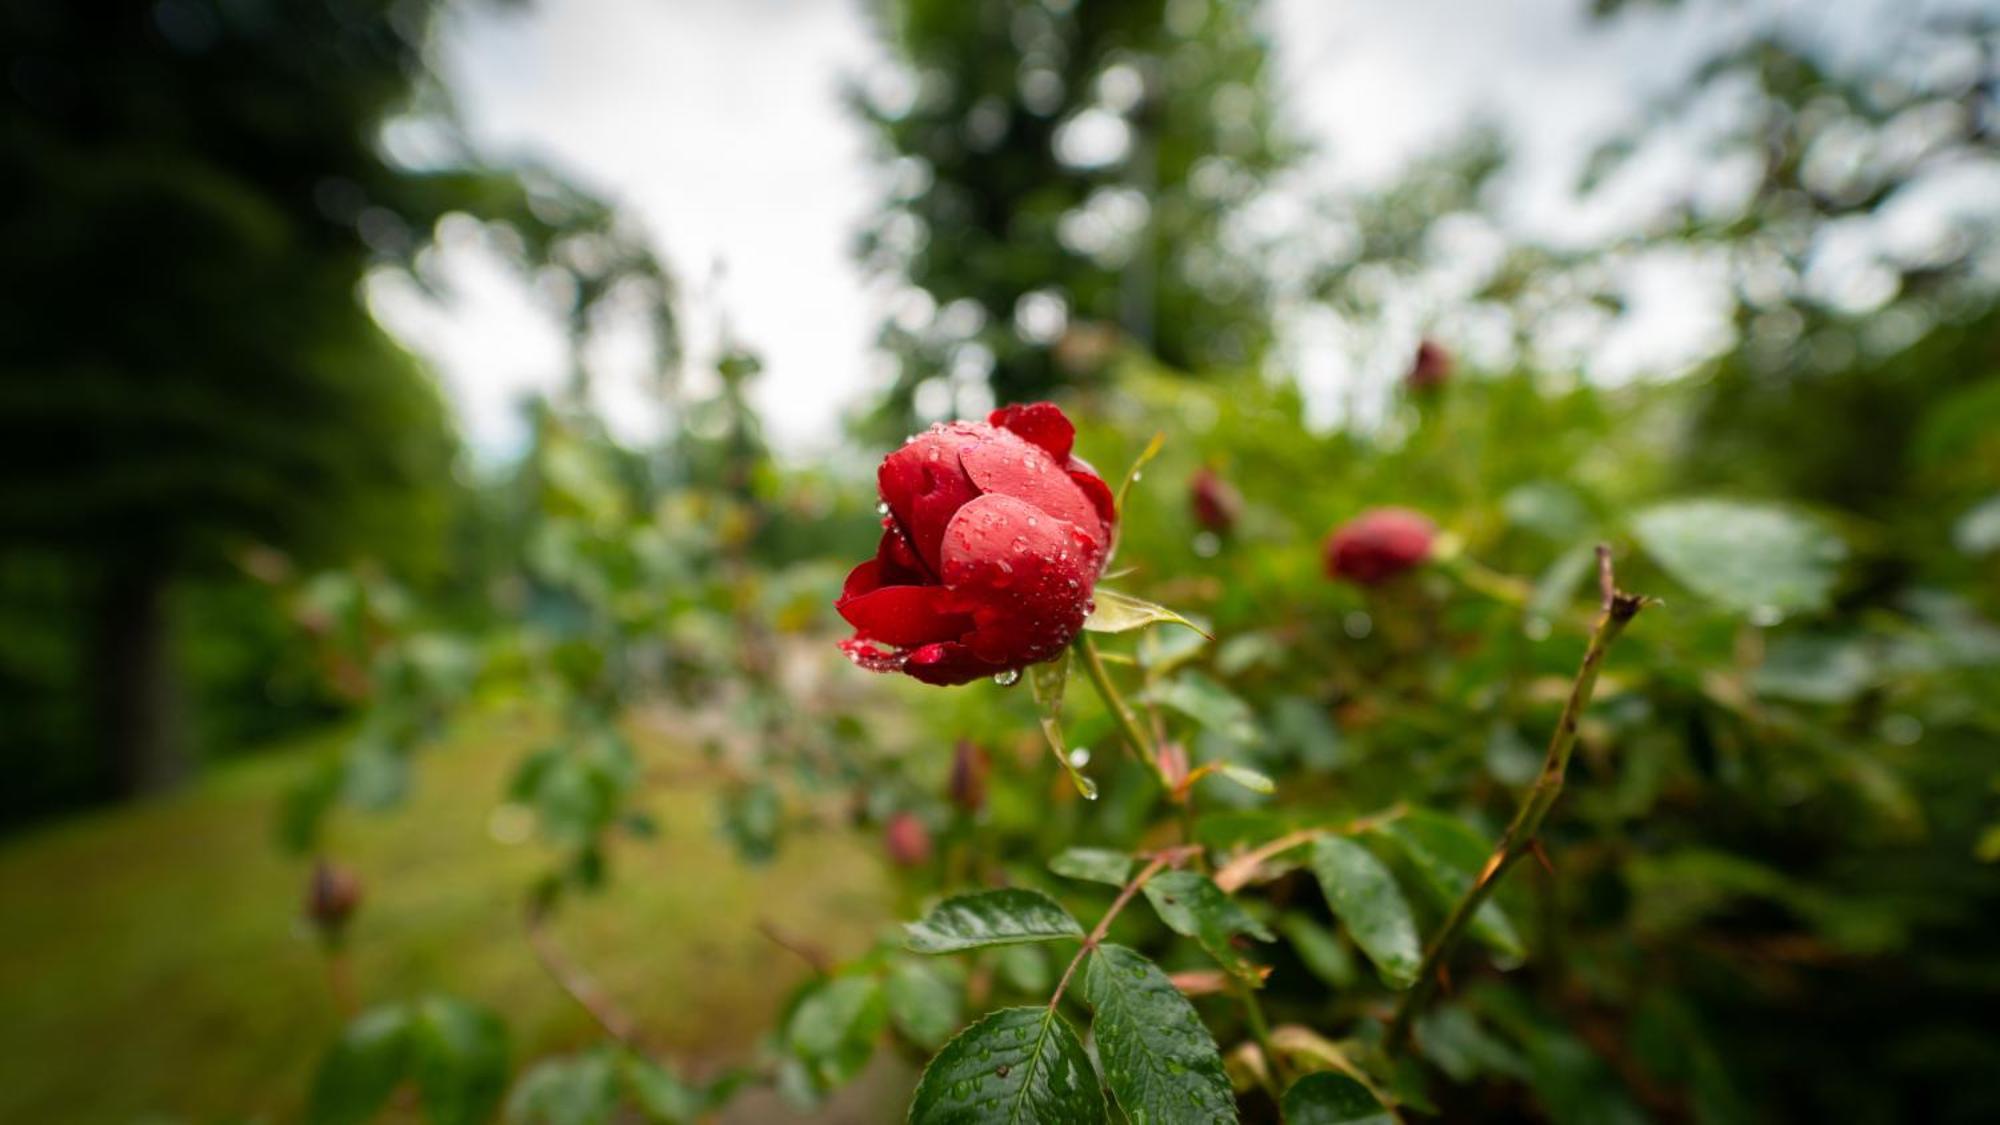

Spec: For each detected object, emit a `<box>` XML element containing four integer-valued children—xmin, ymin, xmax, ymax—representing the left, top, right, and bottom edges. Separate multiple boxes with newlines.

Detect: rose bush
<box><xmin>835</xmin><ymin>402</ymin><xmax>1117</xmax><ymax>685</ymax></box>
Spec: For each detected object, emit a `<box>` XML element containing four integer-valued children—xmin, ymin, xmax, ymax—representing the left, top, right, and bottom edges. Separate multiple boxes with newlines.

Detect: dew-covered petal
<box><xmin>940</xmin><ymin>493</ymin><xmax>1096</xmax><ymax>665</ymax></box>
<box><xmin>1065</xmin><ymin>456</ymin><xmax>1117</xmax><ymax>548</ymax></box>
<box><xmin>878</xmin><ymin>425</ymin><xmax>984</xmax><ymax>576</ymax></box>
<box><xmin>902</xmin><ymin>641</ymin><xmax>999</xmax><ymax>686</ymax></box>
<box><xmin>958</xmin><ymin>431</ymin><xmax>1105</xmax><ymax>557</ymax></box>
<box><xmin>836</xmin><ymin>584</ymin><xmax>975</xmax><ymax>648</ymax></box>
<box><xmin>989</xmin><ymin>402</ymin><xmax>1075</xmax><ymax>461</ymax></box>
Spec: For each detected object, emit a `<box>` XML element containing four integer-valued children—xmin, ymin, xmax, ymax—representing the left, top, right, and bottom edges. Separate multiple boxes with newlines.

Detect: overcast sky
<box><xmin>367</xmin><ymin>0</ymin><xmax>1961</xmax><ymax>460</ymax></box>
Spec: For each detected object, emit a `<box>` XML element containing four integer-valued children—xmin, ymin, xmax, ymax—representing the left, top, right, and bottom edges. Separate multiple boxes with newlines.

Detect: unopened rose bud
<box><xmin>1188</xmin><ymin>467</ymin><xmax>1243</xmax><ymax>535</ymax></box>
<box><xmin>884</xmin><ymin>812</ymin><xmax>934</xmax><ymax>868</ymax></box>
<box><xmin>306</xmin><ymin>859</ymin><xmax>363</xmax><ymax>937</ymax></box>
<box><xmin>949</xmin><ymin>740</ymin><xmax>990</xmax><ymax>814</ymax></box>
<box><xmin>1325</xmin><ymin>508</ymin><xmax>1438</xmax><ymax>586</ymax></box>
<box><xmin>1407</xmin><ymin>339</ymin><xmax>1451</xmax><ymax>392</ymax></box>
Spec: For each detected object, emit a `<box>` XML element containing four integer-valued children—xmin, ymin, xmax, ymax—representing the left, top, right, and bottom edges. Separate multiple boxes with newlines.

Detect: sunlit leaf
<box><xmin>1308</xmin><ymin>836</ymin><xmax>1421</xmax><ymax>989</ymax></box>
<box><xmin>1632</xmin><ymin>499</ymin><xmax>1846</xmax><ymax>617</ymax></box>
<box><xmin>907</xmin><ymin>1006</ymin><xmax>1106</xmax><ymax>1124</ymax></box>
<box><xmin>1084</xmin><ymin>589</ymin><xmax>1210</xmax><ymax>637</ymax></box>
<box><xmin>1049</xmin><ymin>847</ymin><xmax>1135</xmax><ymax>886</ymax></box>
<box><xmin>905</xmin><ymin>889</ymin><xmax>1085</xmax><ymax>953</ymax></box>
<box><xmin>1147</xmin><ymin>672</ymin><xmax>1260</xmax><ymax>746</ymax></box>
<box><xmin>1082</xmin><ymin>944</ymin><xmax>1238</xmax><ymax>1123</ymax></box>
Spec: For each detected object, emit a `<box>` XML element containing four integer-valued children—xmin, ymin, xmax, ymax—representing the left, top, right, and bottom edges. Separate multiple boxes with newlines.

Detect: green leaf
<box><xmin>996</xmin><ymin>943</ymin><xmax>1052</xmax><ymax>993</ymax></box>
<box><xmin>620</xmin><ymin>1054</ymin><xmax>707</xmax><ymax>1124</ymax></box>
<box><xmin>1528</xmin><ymin>541</ymin><xmax>1597</xmax><ymax>626</ymax></box>
<box><xmin>1280</xmin><ymin>1072</ymin><xmax>1395</xmax><ymax>1125</ymax></box>
<box><xmin>1632</xmin><ymin>499</ymin><xmax>1846</xmax><ymax>617</ymax></box>
<box><xmin>887</xmin><ymin>960</ymin><xmax>963</xmax><ymax>1050</ymax></box>
<box><xmin>1276</xmin><ymin>914</ymin><xmax>1357</xmax><ymax>990</ymax></box>
<box><xmin>907</xmin><ymin>1006</ymin><xmax>1106</xmax><ymax>1125</ymax></box>
<box><xmin>786</xmin><ymin>974</ymin><xmax>888</xmax><ymax>1088</ymax></box>
<box><xmin>1307</xmin><ymin>836</ymin><xmax>1421</xmax><ymax>989</ymax></box>
<box><xmin>1216</xmin><ymin>763</ymin><xmax>1277</xmax><ymax>795</ymax></box>
<box><xmin>1049</xmin><ymin>847</ymin><xmax>1135</xmax><ymax>886</ymax></box>
<box><xmin>1147</xmin><ymin>672</ymin><xmax>1260</xmax><ymax>746</ymax></box>
<box><xmin>505</xmin><ymin>1050</ymin><xmax>618</xmax><ymax>1125</ymax></box>
<box><xmin>1084</xmin><ymin>589</ymin><xmax>1210</xmax><ymax>637</ymax></box>
<box><xmin>1374</xmin><ymin>812</ymin><xmax>1525</xmax><ymax>962</ymax></box>
<box><xmin>1142</xmin><ymin>870</ymin><xmax>1274</xmax><ymax>980</ymax></box>
<box><xmin>409</xmin><ymin>996</ymin><xmax>511</xmax><ymax>1125</ymax></box>
<box><xmin>1031</xmin><ymin>649</ymin><xmax>1096</xmax><ymax>800</ymax></box>
<box><xmin>308</xmin><ymin>1006</ymin><xmax>412</xmax><ymax>1125</ymax></box>
<box><xmin>1082</xmin><ymin>943</ymin><xmax>1238</xmax><ymax>1124</ymax></box>
<box><xmin>905</xmin><ymin>889</ymin><xmax>1085</xmax><ymax>954</ymax></box>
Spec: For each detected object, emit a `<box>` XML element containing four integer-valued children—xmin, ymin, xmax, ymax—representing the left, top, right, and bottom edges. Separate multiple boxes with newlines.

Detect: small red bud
<box><xmin>1325</xmin><ymin>508</ymin><xmax>1438</xmax><ymax>586</ymax></box>
<box><xmin>1407</xmin><ymin>339</ymin><xmax>1451</xmax><ymax>391</ymax></box>
<box><xmin>949</xmin><ymin>740</ymin><xmax>990</xmax><ymax>814</ymax></box>
<box><xmin>1188</xmin><ymin>467</ymin><xmax>1243</xmax><ymax>535</ymax></box>
<box><xmin>306</xmin><ymin>860</ymin><xmax>363</xmax><ymax>935</ymax></box>
<box><xmin>884</xmin><ymin>812</ymin><xmax>934</xmax><ymax>868</ymax></box>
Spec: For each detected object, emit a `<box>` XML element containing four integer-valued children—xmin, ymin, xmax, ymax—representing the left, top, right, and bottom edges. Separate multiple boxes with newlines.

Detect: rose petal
<box><xmin>958</xmin><ymin>431</ymin><xmax>1105</xmax><ymax>554</ymax></box>
<box><xmin>988</xmin><ymin>402</ymin><xmax>1075</xmax><ymax>461</ymax></box>
<box><xmin>1065</xmin><ymin>456</ymin><xmax>1117</xmax><ymax>547</ymax></box>
<box><xmin>836</xmin><ymin>584</ymin><xmax>975</xmax><ymax>648</ymax></box>
<box><xmin>940</xmin><ymin>493</ymin><xmax>1096</xmax><ymax>666</ymax></box>
<box><xmin>878</xmin><ymin>425</ymin><xmax>984</xmax><ymax>577</ymax></box>
<box><xmin>841</xmin><ymin>559</ymin><xmax>885</xmax><ymax>600</ymax></box>
<box><xmin>902</xmin><ymin>641</ymin><xmax>998</xmax><ymax>686</ymax></box>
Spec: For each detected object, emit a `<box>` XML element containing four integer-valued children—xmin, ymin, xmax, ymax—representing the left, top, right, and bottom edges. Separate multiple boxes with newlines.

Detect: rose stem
<box><xmin>1385</xmin><ymin>545</ymin><xmax>1648</xmax><ymax>1054</ymax></box>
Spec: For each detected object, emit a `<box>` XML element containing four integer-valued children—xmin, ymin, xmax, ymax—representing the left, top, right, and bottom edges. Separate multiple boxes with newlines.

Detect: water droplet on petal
<box><xmin>876</xmin><ymin>501</ymin><xmax>890</xmax><ymax>516</ymax></box>
<box><xmin>992</xmin><ymin>669</ymin><xmax>1021</xmax><ymax>686</ymax></box>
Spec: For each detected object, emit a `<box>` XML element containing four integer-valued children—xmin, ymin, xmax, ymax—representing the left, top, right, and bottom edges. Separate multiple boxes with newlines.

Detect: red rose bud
<box><xmin>305</xmin><ymin>859</ymin><xmax>363</xmax><ymax>935</ymax></box>
<box><xmin>1407</xmin><ymin>339</ymin><xmax>1452</xmax><ymax>391</ymax></box>
<box><xmin>836</xmin><ymin>403</ymin><xmax>1116</xmax><ymax>686</ymax></box>
<box><xmin>884</xmin><ymin>812</ymin><xmax>934</xmax><ymax>868</ymax></box>
<box><xmin>949</xmin><ymin>739</ymin><xmax>990</xmax><ymax>814</ymax></box>
<box><xmin>1324</xmin><ymin>507</ymin><xmax>1438</xmax><ymax>586</ymax></box>
<box><xmin>1188</xmin><ymin>467</ymin><xmax>1243</xmax><ymax>535</ymax></box>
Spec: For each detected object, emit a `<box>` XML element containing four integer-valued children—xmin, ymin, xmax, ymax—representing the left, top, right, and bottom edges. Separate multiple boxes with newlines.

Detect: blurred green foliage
<box><xmin>853</xmin><ymin>0</ymin><xmax>1290</xmax><ymax>433</ymax></box>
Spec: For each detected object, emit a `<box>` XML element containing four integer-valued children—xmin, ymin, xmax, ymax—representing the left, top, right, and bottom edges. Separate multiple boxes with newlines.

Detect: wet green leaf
<box><xmin>907</xmin><ymin>1006</ymin><xmax>1105</xmax><ymax>1124</ymax></box>
<box><xmin>1308</xmin><ymin>836</ymin><xmax>1421</xmax><ymax>989</ymax></box>
<box><xmin>1082</xmin><ymin>944</ymin><xmax>1237</xmax><ymax>1124</ymax></box>
<box><xmin>905</xmin><ymin>889</ymin><xmax>1085</xmax><ymax>953</ymax></box>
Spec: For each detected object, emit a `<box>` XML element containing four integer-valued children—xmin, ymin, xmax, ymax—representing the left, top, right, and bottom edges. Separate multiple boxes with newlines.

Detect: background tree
<box><xmin>852</xmin><ymin>0</ymin><xmax>1292</xmax><ymax>434</ymax></box>
<box><xmin>0</xmin><ymin>0</ymin><xmax>672</xmax><ymax>816</ymax></box>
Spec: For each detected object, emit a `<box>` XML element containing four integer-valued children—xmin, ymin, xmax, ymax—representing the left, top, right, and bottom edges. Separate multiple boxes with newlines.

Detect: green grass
<box><xmin>0</xmin><ymin>708</ymin><xmax>903</xmax><ymax>1124</ymax></box>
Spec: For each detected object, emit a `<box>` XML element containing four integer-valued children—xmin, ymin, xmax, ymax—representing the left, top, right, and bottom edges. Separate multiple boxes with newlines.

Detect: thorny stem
<box><xmin>526</xmin><ymin>899</ymin><xmax>649</xmax><ymax>1056</ymax></box>
<box><xmin>1385</xmin><ymin>545</ymin><xmax>1649</xmax><ymax>1054</ymax></box>
<box><xmin>1049</xmin><ymin>845</ymin><xmax>1202</xmax><ymax>1011</ymax></box>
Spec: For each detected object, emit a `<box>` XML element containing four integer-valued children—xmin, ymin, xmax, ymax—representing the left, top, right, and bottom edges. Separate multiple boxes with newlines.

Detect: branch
<box><xmin>525</xmin><ymin>900</ymin><xmax>648</xmax><ymax>1055</ymax></box>
<box><xmin>1048</xmin><ymin>845</ymin><xmax>1202</xmax><ymax>1010</ymax></box>
<box><xmin>1386</xmin><ymin>545</ymin><xmax>1649</xmax><ymax>1052</ymax></box>
<box><xmin>1212</xmin><ymin>806</ymin><xmax>1409</xmax><ymax>894</ymax></box>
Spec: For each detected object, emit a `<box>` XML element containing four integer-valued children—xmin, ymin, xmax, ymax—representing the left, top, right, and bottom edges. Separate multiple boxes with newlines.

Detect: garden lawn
<box><xmin>0</xmin><ymin>707</ymin><xmax>902</xmax><ymax>1124</ymax></box>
